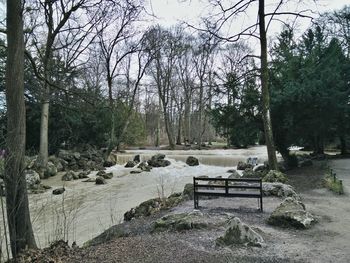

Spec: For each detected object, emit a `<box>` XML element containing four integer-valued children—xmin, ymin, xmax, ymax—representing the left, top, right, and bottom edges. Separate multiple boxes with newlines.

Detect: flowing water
<box><xmin>1</xmin><ymin>146</ymin><xmax>269</xmax><ymax>250</ymax></box>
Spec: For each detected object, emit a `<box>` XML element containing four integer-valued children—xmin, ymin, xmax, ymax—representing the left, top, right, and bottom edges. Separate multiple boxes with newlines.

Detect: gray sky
<box><xmin>147</xmin><ymin>0</ymin><xmax>350</xmax><ymax>34</ymax></box>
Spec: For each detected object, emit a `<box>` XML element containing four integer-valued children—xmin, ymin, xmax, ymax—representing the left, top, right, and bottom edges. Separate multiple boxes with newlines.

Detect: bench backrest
<box><xmin>193</xmin><ymin>177</ymin><xmax>262</xmax><ymax>195</ymax></box>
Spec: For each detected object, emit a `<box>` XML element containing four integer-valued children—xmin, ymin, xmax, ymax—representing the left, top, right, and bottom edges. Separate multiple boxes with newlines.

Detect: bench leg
<box><xmin>194</xmin><ymin>195</ymin><xmax>199</xmax><ymax>209</ymax></box>
<box><xmin>260</xmin><ymin>197</ymin><xmax>263</xmax><ymax>212</ymax></box>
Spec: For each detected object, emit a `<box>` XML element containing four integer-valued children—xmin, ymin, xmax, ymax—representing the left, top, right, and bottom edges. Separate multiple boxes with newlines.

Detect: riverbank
<box><xmin>11</xmin><ymin>159</ymin><xmax>350</xmax><ymax>262</ymax></box>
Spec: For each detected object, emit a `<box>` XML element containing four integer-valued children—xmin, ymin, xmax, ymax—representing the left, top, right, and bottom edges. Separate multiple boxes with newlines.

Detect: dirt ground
<box><xmin>12</xmin><ymin>159</ymin><xmax>350</xmax><ymax>263</ymax></box>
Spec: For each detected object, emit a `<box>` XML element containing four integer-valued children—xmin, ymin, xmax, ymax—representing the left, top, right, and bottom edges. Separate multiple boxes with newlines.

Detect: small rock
<box><xmin>138</xmin><ymin>161</ymin><xmax>152</xmax><ymax>172</ymax></box>
<box><xmin>62</xmin><ymin>171</ymin><xmax>75</xmax><ymax>181</ymax></box>
<box><xmin>216</xmin><ymin>217</ymin><xmax>264</xmax><ymax>247</ymax></box>
<box><xmin>102</xmin><ymin>172</ymin><xmax>113</xmax><ymax>179</ymax></box>
<box><xmin>95</xmin><ymin>176</ymin><xmax>106</xmax><ymax>185</ymax></box>
<box><xmin>125</xmin><ymin>161</ymin><xmax>137</xmax><ymax>168</ymax></box>
<box><xmin>52</xmin><ymin>188</ymin><xmax>65</xmax><ymax>195</ymax></box>
<box><xmin>103</xmin><ymin>160</ymin><xmax>115</xmax><ymax>167</ymax></box>
<box><xmin>130</xmin><ymin>170</ymin><xmax>142</xmax><ymax>174</ymax></box>
<box><xmin>186</xmin><ymin>156</ymin><xmax>199</xmax><ymax>166</ymax></box>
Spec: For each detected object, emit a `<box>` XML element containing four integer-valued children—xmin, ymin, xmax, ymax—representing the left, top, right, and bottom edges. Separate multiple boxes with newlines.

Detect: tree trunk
<box><xmin>258</xmin><ymin>0</ymin><xmax>278</xmax><ymax>170</ymax></box>
<box><xmin>184</xmin><ymin>98</ymin><xmax>191</xmax><ymax>143</ymax></box>
<box><xmin>176</xmin><ymin>113</ymin><xmax>182</xmax><ymax>145</ymax></box>
<box><xmin>107</xmin><ymin>77</ymin><xmax>116</xmax><ymax>150</ymax></box>
<box><xmin>340</xmin><ymin>135</ymin><xmax>347</xmax><ymax>155</ymax></box>
<box><xmin>197</xmin><ymin>82</ymin><xmax>204</xmax><ymax>149</ymax></box>
<box><xmin>37</xmin><ymin>100</ymin><xmax>49</xmax><ymax>167</ymax></box>
<box><xmin>163</xmin><ymin>110</ymin><xmax>175</xmax><ymax>149</ymax></box>
<box><xmin>5</xmin><ymin>0</ymin><xmax>37</xmax><ymax>256</ymax></box>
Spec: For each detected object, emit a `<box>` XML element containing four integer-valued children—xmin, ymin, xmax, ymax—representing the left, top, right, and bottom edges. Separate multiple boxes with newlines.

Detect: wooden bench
<box><xmin>193</xmin><ymin>177</ymin><xmax>263</xmax><ymax>212</ymax></box>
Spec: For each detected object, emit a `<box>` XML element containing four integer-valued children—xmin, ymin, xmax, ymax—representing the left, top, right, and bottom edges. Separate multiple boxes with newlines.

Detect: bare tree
<box><xmin>5</xmin><ymin>0</ymin><xmax>37</xmax><ymax>255</ymax></box>
<box><xmin>145</xmin><ymin>26</ymin><xmax>182</xmax><ymax>149</ymax></box>
<box><xmin>25</xmin><ymin>0</ymin><xmax>100</xmax><ymax>168</ymax></box>
<box><xmin>96</xmin><ymin>0</ymin><xmax>143</xmax><ymax>151</ymax></box>
<box><xmin>194</xmin><ymin>0</ymin><xmax>314</xmax><ymax>169</ymax></box>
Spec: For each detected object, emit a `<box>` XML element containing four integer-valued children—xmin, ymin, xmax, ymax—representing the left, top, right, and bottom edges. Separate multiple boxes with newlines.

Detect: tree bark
<box><xmin>340</xmin><ymin>135</ymin><xmax>347</xmax><ymax>155</ymax></box>
<box><xmin>37</xmin><ymin>100</ymin><xmax>49</xmax><ymax>167</ymax></box>
<box><xmin>259</xmin><ymin>0</ymin><xmax>278</xmax><ymax>170</ymax></box>
<box><xmin>5</xmin><ymin>0</ymin><xmax>37</xmax><ymax>256</ymax></box>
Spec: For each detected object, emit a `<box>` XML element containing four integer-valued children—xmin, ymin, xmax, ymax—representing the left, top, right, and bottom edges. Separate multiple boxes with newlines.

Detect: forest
<box><xmin>1</xmin><ymin>0</ymin><xmax>350</xmax><ymax>260</ymax></box>
<box><xmin>0</xmin><ymin>2</ymin><xmax>349</xmax><ymax>159</ymax></box>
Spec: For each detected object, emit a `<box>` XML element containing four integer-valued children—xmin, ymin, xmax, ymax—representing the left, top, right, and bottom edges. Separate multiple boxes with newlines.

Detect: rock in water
<box><xmin>138</xmin><ymin>161</ymin><xmax>152</xmax><ymax>172</ymax></box>
<box><xmin>268</xmin><ymin>197</ymin><xmax>315</xmax><ymax>229</ymax></box>
<box><xmin>216</xmin><ymin>217</ymin><xmax>264</xmax><ymax>247</ymax></box>
<box><xmin>95</xmin><ymin>176</ymin><xmax>107</xmax><ymax>185</ymax></box>
<box><xmin>102</xmin><ymin>172</ymin><xmax>113</xmax><ymax>179</ymax></box>
<box><xmin>52</xmin><ymin>188</ymin><xmax>65</xmax><ymax>195</ymax></box>
<box><xmin>103</xmin><ymin>160</ymin><xmax>115</xmax><ymax>167</ymax></box>
<box><xmin>62</xmin><ymin>171</ymin><xmax>75</xmax><ymax>181</ymax></box>
<box><xmin>186</xmin><ymin>156</ymin><xmax>199</xmax><ymax>166</ymax></box>
<box><xmin>147</xmin><ymin>154</ymin><xmax>171</xmax><ymax>167</ymax></box>
<box><xmin>133</xmin><ymin>154</ymin><xmax>141</xmax><ymax>163</ymax></box>
<box><xmin>125</xmin><ymin>160</ymin><xmax>137</xmax><ymax>168</ymax></box>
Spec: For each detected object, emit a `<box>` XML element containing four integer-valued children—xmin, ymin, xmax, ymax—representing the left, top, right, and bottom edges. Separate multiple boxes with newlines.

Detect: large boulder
<box><xmin>124</xmin><ymin>198</ymin><xmax>162</xmax><ymax>221</ymax></box>
<box><xmin>58</xmin><ymin>149</ymin><xmax>74</xmax><ymax>162</ymax></box>
<box><xmin>263</xmin><ymin>170</ymin><xmax>288</xmax><ymax>183</ymax></box>
<box><xmin>25</xmin><ymin>170</ymin><xmax>41</xmax><ymax>188</ymax></box>
<box><xmin>262</xmin><ymin>182</ymin><xmax>300</xmax><ymax>200</ymax></box>
<box><xmin>186</xmin><ymin>156</ymin><xmax>199</xmax><ymax>166</ymax></box>
<box><xmin>237</xmin><ymin>161</ymin><xmax>253</xmax><ymax>170</ymax></box>
<box><xmin>147</xmin><ymin>154</ymin><xmax>171</xmax><ymax>168</ymax></box>
<box><xmin>216</xmin><ymin>217</ymin><xmax>264</xmax><ymax>247</ymax></box>
<box><xmin>153</xmin><ymin>211</ymin><xmax>210</xmax><ymax>232</ymax></box>
<box><xmin>268</xmin><ymin>197</ymin><xmax>315</xmax><ymax>229</ymax></box>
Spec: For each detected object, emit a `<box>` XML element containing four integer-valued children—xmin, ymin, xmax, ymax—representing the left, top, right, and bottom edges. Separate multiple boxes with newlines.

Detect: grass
<box><xmin>324</xmin><ymin>169</ymin><xmax>344</xmax><ymax>195</ymax></box>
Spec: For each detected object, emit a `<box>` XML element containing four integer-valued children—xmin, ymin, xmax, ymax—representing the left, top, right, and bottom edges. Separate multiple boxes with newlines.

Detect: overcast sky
<box><xmin>147</xmin><ymin>0</ymin><xmax>350</xmax><ymax>36</ymax></box>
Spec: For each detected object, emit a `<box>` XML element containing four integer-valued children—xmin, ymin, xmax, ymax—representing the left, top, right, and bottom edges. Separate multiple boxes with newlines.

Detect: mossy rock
<box><xmin>182</xmin><ymin>183</ymin><xmax>194</xmax><ymax>200</ymax></box>
<box><xmin>267</xmin><ymin>197</ymin><xmax>315</xmax><ymax>229</ymax></box>
<box><xmin>263</xmin><ymin>170</ymin><xmax>288</xmax><ymax>183</ymax></box>
<box><xmin>153</xmin><ymin>211</ymin><xmax>210</xmax><ymax>232</ymax></box>
<box><xmin>216</xmin><ymin>217</ymin><xmax>264</xmax><ymax>247</ymax></box>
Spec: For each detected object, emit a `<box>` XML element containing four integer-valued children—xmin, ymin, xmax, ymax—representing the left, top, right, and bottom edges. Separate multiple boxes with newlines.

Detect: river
<box><xmin>1</xmin><ymin>146</ymin><xmax>269</xmax><ymax>250</ymax></box>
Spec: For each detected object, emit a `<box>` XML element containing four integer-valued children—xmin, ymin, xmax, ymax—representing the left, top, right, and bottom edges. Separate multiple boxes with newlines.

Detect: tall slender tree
<box><xmin>5</xmin><ymin>0</ymin><xmax>37</xmax><ymax>256</ymax></box>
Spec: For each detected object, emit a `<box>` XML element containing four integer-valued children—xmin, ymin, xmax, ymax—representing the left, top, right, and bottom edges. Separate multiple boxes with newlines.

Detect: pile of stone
<box><xmin>124</xmin><ymin>154</ymin><xmax>171</xmax><ymax>172</ymax></box>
